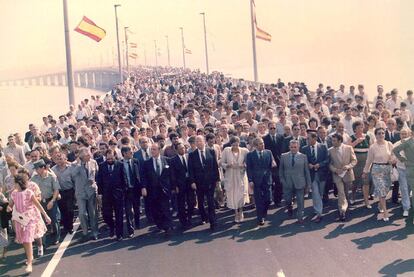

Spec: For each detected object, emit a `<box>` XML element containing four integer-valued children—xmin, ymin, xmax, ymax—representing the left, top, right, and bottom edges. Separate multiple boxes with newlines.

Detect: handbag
<box><xmin>12</xmin><ymin>209</ymin><xmax>31</xmax><ymax>227</ymax></box>
<box><xmin>0</xmin><ymin>229</ymin><xmax>8</xmax><ymax>247</ymax></box>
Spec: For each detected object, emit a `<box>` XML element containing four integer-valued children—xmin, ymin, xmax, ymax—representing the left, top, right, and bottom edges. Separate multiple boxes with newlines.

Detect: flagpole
<box><xmin>200</xmin><ymin>12</ymin><xmax>209</xmax><ymax>75</ymax></box>
<box><xmin>154</xmin><ymin>40</ymin><xmax>158</xmax><ymax>66</ymax></box>
<box><xmin>180</xmin><ymin>27</ymin><xmax>186</xmax><ymax>69</ymax></box>
<box><xmin>124</xmin><ymin>26</ymin><xmax>129</xmax><ymax>76</ymax></box>
<box><xmin>250</xmin><ymin>0</ymin><xmax>258</xmax><ymax>82</ymax></box>
<box><xmin>114</xmin><ymin>4</ymin><xmax>123</xmax><ymax>83</ymax></box>
<box><xmin>62</xmin><ymin>0</ymin><xmax>75</xmax><ymax>106</ymax></box>
<box><xmin>165</xmin><ymin>35</ymin><xmax>171</xmax><ymax>67</ymax></box>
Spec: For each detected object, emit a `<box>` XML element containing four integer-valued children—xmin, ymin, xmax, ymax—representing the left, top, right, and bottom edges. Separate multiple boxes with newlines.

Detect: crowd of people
<box><xmin>0</xmin><ymin>67</ymin><xmax>414</xmax><ymax>273</ymax></box>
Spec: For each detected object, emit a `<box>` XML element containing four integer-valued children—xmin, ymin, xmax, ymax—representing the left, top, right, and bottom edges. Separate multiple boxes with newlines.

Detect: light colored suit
<box><xmin>279</xmin><ymin>152</ymin><xmax>311</xmax><ymax>220</ymax></box>
<box><xmin>393</xmin><ymin>137</ymin><xmax>414</xmax><ymax>208</ymax></box>
<box><xmin>279</xmin><ymin>152</ymin><xmax>311</xmax><ymax>190</ymax></box>
<box><xmin>72</xmin><ymin>159</ymin><xmax>99</xmax><ymax>236</ymax></box>
<box><xmin>329</xmin><ymin>144</ymin><xmax>357</xmax><ymax>214</ymax></box>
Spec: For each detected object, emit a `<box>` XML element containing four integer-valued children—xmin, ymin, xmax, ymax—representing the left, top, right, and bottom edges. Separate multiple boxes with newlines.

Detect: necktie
<box><xmin>144</xmin><ymin>149</ymin><xmax>149</xmax><ymax>160</ymax></box>
<box><xmin>83</xmin><ymin>163</ymin><xmax>89</xmax><ymax>178</ymax></box>
<box><xmin>311</xmin><ymin>146</ymin><xmax>316</xmax><ymax>162</ymax></box>
<box><xmin>390</xmin><ymin>132</ymin><xmax>394</xmax><ymax>142</ymax></box>
<box><xmin>156</xmin><ymin>159</ymin><xmax>161</xmax><ymax>176</ymax></box>
<box><xmin>182</xmin><ymin>156</ymin><xmax>188</xmax><ymax>172</ymax></box>
<box><xmin>109</xmin><ymin>164</ymin><xmax>113</xmax><ymax>173</ymax></box>
<box><xmin>291</xmin><ymin>153</ymin><xmax>295</xmax><ymax>167</ymax></box>
<box><xmin>259</xmin><ymin>151</ymin><xmax>263</xmax><ymax>160</ymax></box>
<box><xmin>201</xmin><ymin>150</ymin><xmax>206</xmax><ymax>166</ymax></box>
<box><xmin>128</xmin><ymin>160</ymin><xmax>134</xmax><ymax>184</ymax></box>
<box><xmin>272</xmin><ymin>135</ymin><xmax>276</xmax><ymax>144</ymax></box>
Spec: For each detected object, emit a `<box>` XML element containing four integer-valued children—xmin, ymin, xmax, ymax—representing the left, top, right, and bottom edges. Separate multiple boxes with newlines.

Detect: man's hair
<box><xmin>121</xmin><ymin>146</ymin><xmax>131</xmax><ymax>155</ymax></box>
<box><xmin>331</xmin><ymin>133</ymin><xmax>343</xmax><ymax>143</ymax></box>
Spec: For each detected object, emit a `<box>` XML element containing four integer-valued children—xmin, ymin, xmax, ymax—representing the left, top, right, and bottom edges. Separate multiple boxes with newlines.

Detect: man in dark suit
<box><xmin>385</xmin><ymin>118</ymin><xmax>401</xmax><ymax>204</ymax></box>
<box><xmin>188</xmin><ymin>135</ymin><xmax>220</xmax><ymax>231</ymax></box>
<box><xmin>141</xmin><ymin>143</ymin><xmax>173</xmax><ymax>235</ymax></box>
<box><xmin>121</xmin><ymin>146</ymin><xmax>142</xmax><ymax>237</ymax></box>
<box><xmin>246</xmin><ymin>138</ymin><xmax>276</xmax><ymax>226</ymax></box>
<box><xmin>263</xmin><ymin>121</ymin><xmax>284</xmax><ymax>206</ymax></box>
<box><xmin>133</xmin><ymin>136</ymin><xmax>151</xmax><ymax>164</ymax></box>
<box><xmin>301</xmin><ymin>131</ymin><xmax>330</xmax><ymax>222</ymax></box>
<box><xmin>170</xmin><ymin>143</ymin><xmax>195</xmax><ymax>228</ymax></box>
<box><xmin>96</xmin><ymin>149</ymin><xmax>127</xmax><ymax>240</ymax></box>
<box><xmin>282</xmin><ymin>123</ymin><xmax>307</xmax><ymax>153</ymax></box>
<box><xmin>133</xmin><ymin>136</ymin><xmax>152</xmax><ymax>221</ymax></box>
<box><xmin>279</xmin><ymin>140</ymin><xmax>311</xmax><ymax>224</ymax></box>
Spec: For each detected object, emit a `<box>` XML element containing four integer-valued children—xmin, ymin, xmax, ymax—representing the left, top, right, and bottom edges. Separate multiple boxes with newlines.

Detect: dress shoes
<box><xmin>116</xmin><ymin>236</ymin><xmax>123</xmax><ymax>241</ymax></box>
<box><xmin>209</xmin><ymin>223</ymin><xmax>216</xmax><ymax>232</ymax></box>
<box><xmin>287</xmin><ymin>206</ymin><xmax>293</xmax><ymax>217</ymax></box>
<box><xmin>313</xmin><ymin>215</ymin><xmax>322</xmax><ymax>223</ymax></box>
<box><xmin>109</xmin><ymin>229</ymin><xmax>115</xmax><ymax>238</ymax></box>
<box><xmin>128</xmin><ymin>233</ymin><xmax>134</xmax><ymax>238</ymax></box>
<box><xmin>258</xmin><ymin>219</ymin><xmax>265</xmax><ymax>226</ymax></box>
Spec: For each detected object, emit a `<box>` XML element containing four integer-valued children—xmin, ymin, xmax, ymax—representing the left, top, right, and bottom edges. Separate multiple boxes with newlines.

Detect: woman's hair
<box><xmin>352</xmin><ymin>120</ymin><xmax>364</xmax><ymax>132</ymax></box>
<box><xmin>14</xmin><ymin>174</ymin><xmax>27</xmax><ymax>191</ymax></box>
<box><xmin>229</xmin><ymin>136</ymin><xmax>240</xmax><ymax>145</ymax></box>
<box><xmin>374</xmin><ymin>127</ymin><xmax>385</xmax><ymax>135</ymax></box>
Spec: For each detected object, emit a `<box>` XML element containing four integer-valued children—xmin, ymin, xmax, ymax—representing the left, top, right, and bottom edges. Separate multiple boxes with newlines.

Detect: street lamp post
<box><xmin>200</xmin><ymin>12</ymin><xmax>209</xmax><ymax>75</ymax></box>
<box><xmin>124</xmin><ymin>26</ymin><xmax>129</xmax><ymax>76</ymax></box>
<box><xmin>154</xmin><ymin>40</ymin><xmax>158</xmax><ymax>66</ymax></box>
<box><xmin>165</xmin><ymin>35</ymin><xmax>171</xmax><ymax>67</ymax></box>
<box><xmin>114</xmin><ymin>4</ymin><xmax>123</xmax><ymax>83</ymax></box>
<box><xmin>180</xmin><ymin>27</ymin><xmax>186</xmax><ymax>69</ymax></box>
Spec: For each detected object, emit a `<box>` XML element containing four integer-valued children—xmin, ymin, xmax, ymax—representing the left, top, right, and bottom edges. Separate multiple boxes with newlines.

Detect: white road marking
<box><xmin>41</xmin><ymin>217</ymin><xmax>80</xmax><ymax>277</ymax></box>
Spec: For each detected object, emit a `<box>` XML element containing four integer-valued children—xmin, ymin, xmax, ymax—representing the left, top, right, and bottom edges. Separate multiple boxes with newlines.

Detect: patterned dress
<box><xmin>11</xmin><ymin>189</ymin><xmax>47</xmax><ymax>244</ymax></box>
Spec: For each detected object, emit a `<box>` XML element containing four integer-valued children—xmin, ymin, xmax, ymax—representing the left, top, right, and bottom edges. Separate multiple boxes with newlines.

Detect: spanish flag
<box><xmin>74</xmin><ymin>16</ymin><xmax>106</xmax><ymax>42</ymax></box>
<box><xmin>252</xmin><ymin>0</ymin><xmax>271</xmax><ymax>42</ymax></box>
<box><xmin>256</xmin><ymin>26</ymin><xmax>271</xmax><ymax>42</ymax></box>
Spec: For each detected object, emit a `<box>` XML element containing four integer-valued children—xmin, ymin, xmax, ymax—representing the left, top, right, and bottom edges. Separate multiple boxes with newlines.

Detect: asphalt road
<box><xmin>1</xmin><ymin>197</ymin><xmax>414</xmax><ymax>277</ymax></box>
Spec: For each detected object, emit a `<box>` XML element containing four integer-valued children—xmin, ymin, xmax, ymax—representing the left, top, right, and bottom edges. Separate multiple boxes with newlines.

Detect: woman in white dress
<box><xmin>221</xmin><ymin>136</ymin><xmax>249</xmax><ymax>223</ymax></box>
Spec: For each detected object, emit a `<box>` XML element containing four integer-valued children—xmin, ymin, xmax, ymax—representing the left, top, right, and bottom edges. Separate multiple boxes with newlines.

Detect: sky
<box><xmin>1</xmin><ymin>0</ymin><xmax>414</xmax><ymax>97</ymax></box>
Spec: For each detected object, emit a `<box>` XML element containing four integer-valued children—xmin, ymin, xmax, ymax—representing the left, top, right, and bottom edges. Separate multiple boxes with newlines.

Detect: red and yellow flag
<box><xmin>74</xmin><ymin>16</ymin><xmax>106</xmax><ymax>42</ymax></box>
<box><xmin>256</xmin><ymin>26</ymin><xmax>271</xmax><ymax>42</ymax></box>
<box><xmin>252</xmin><ymin>0</ymin><xmax>271</xmax><ymax>42</ymax></box>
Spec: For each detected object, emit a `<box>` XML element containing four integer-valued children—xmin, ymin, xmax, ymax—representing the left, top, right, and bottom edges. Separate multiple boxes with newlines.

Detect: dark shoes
<box><xmin>109</xmin><ymin>229</ymin><xmax>115</xmax><ymax>238</ymax></box>
<box><xmin>313</xmin><ymin>215</ymin><xmax>322</xmax><ymax>223</ymax></box>
<box><xmin>258</xmin><ymin>219</ymin><xmax>265</xmax><ymax>226</ymax></box>
<box><xmin>287</xmin><ymin>206</ymin><xmax>293</xmax><ymax>217</ymax></box>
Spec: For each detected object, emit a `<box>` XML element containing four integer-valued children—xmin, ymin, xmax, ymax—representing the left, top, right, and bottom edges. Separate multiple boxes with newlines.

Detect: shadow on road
<box><xmin>379</xmin><ymin>259</ymin><xmax>414</xmax><ymax>277</ymax></box>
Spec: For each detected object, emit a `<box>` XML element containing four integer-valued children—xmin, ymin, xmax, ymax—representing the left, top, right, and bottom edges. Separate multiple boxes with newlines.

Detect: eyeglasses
<box><xmin>269</xmin><ymin>127</ymin><xmax>276</xmax><ymax>130</ymax></box>
<box><xmin>376</xmin><ymin>132</ymin><xmax>385</xmax><ymax>135</ymax></box>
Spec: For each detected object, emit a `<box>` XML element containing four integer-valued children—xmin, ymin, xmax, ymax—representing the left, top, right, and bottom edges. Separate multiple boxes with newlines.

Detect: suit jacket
<box><xmin>188</xmin><ymin>148</ymin><xmax>220</xmax><ymax>189</ymax></box>
<box><xmin>318</xmin><ymin>137</ymin><xmax>333</xmax><ymax>149</ymax></box>
<box><xmin>121</xmin><ymin>158</ymin><xmax>142</xmax><ymax>189</ymax></box>
<box><xmin>263</xmin><ymin>133</ymin><xmax>284</xmax><ymax>164</ymax></box>
<box><xmin>329</xmin><ymin>144</ymin><xmax>357</xmax><ymax>183</ymax></box>
<box><xmin>282</xmin><ymin>136</ymin><xmax>307</xmax><ymax>153</ymax></box>
<box><xmin>385</xmin><ymin>130</ymin><xmax>401</xmax><ymax>144</ymax></box>
<box><xmin>301</xmin><ymin>143</ymin><xmax>330</xmax><ymax>182</ymax></box>
<box><xmin>170</xmin><ymin>154</ymin><xmax>190</xmax><ymax>190</ymax></box>
<box><xmin>393</xmin><ymin>137</ymin><xmax>414</xmax><ymax>168</ymax></box>
<box><xmin>246</xmin><ymin>150</ymin><xmax>273</xmax><ymax>186</ymax></box>
<box><xmin>96</xmin><ymin>160</ymin><xmax>127</xmax><ymax>195</ymax></box>
<box><xmin>279</xmin><ymin>152</ymin><xmax>311</xmax><ymax>189</ymax></box>
<box><xmin>133</xmin><ymin>148</ymin><xmax>150</xmax><ymax>165</ymax></box>
<box><xmin>142</xmin><ymin>156</ymin><xmax>172</xmax><ymax>196</ymax></box>
<box><xmin>72</xmin><ymin>159</ymin><xmax>99</xmax><ymax>199</ymax></box>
